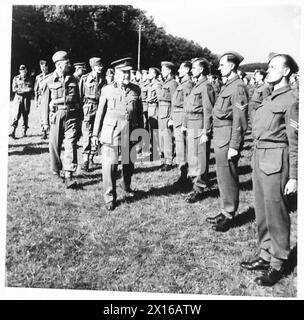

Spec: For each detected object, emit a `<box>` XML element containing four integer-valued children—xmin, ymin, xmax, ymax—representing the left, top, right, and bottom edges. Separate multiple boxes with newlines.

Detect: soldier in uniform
<box><xmin>182</xmin><ymin>58</ymin><xmax>216</xmax><ymax>202</ymax></box>
<box><xmin>92</xmin><ymin>57</ymin><xmax>143</xmax><ymax>211</ymax></box>
<box><xmin>146</xmin><ymin>67</ymin><xmax>162</xmax><ymax>161</ymax></box>
<box><xmin>105</xmin><ymin>68</ymin><xmax>115</xmax><ymax>85</ymax></box>
<box><xmin>9</xmin><ymin>65</ymin><xmax>33</xmax><ymax>139</ymax></box>
<box><xmin>34</xmin><ymin>60</ymin><xmax>51</xmax><ymax>140</ymax></box>
<box><xmin>140</xmin><ymin>69</ymin><xmax>150</xmax><ymax>133</ymax></box>
<box><xmin>240</xmin><ymin>54</ymin><xmax>298</xmax><ymax>286</ymax></box>
<box><xmin>206</xmin><ymin>51</ymin><xmax>248</xmax><ymax>232</ymax></box>
<box><xmin>79</xmin><ymin>57</ymin><xmax>105</xmax><ymax>171</ymax></box>
<box><xmin>170</xmin><ymin>61</ymin><xmax>193</xmax><ymax>185</ymax></box>
<box><xmin>73</xmin><ymin>62</ymin><xmax>87</xmax><ymax>83</ymax></box>
<box><xmin>248</xmin><ymin>69</ymin><xmax>272</xmax><ymax>125</ymax></box>
<box><xmin>40</xmin><ymin>51</ymin><xmax>82</xmax><ymax>188</ymax></box>
<box><xmin>158</xmin><ymin>61</ymin><xmax>178</xmax><ymax>171</ymax></box>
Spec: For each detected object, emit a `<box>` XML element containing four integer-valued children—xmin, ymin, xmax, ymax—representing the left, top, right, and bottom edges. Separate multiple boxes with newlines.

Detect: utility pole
<box><xmin>137</xmin><ymin>23</ymin><xmax>145</xmax><ymax>70</ymax></box>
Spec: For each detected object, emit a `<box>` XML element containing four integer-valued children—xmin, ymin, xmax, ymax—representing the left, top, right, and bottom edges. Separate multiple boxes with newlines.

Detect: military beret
<box><xmin>19</xmin><ymin>64</ymin><xmax>26</xmax><ymax>70</ymax></box>
<box><xmin>269</xmin><ymin>53</ymin><xmax>299</xmax><ymax>74</ymax></box>
<box><xmin>111</xmin><ymin>57</ymin><xmax>133</xmax><ymax>71</ymax></box>
<box><xmin>149</xmin><ymin>67</ymin><xmax>161</xmax><ymax>75</ymax></box>
<box><xmin>192</xmin><ymin>57</ymin><xmax>210</xmax><ymax>65</ymax></box>
<box><xmin>161</xmin><ymin>61</ymin><xmax>176</xmax><ymax>70</ymax></box>
<box><xmin>89</xmin><ymin>57</ymin><xmax>103</xmax><ymax>67</ymax></box>
<box><xmin>39</xmin><ymin>60</ymin><xmax>48</xmax><ymax>66</ymax></box>
<box><xmin>221</xmin><ymin>51</ymin><xmax>244</xmax><ymax>64</ymax></box>
<box><xmin>52</xmin><ymin>51</ymin><xmax>69</xmax><ymax>63</ymax></box>
<box><xmin>105</xmin><ymin>68</ymin><xmax>114</xmax><ymax>76</ymax></box>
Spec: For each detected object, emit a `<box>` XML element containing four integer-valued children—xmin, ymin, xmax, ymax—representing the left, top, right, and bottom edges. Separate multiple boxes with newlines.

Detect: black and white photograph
<box><xmin>0</xmin><ymin>0</ymin><xmax>302</xmax><ymax>300</ymax></box>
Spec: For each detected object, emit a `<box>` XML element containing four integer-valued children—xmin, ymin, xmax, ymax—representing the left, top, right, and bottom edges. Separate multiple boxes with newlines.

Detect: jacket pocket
<box><xmin>100</xmin><ymin>118</ymin><xmax>117</xmax><ymax>144</ymax></box>
<box><xmin>213</xmin><ymin>126</ymin><xmax>231</xmax><ymax>147</ymax></box>
<box><xmin>259</xmin><ymin>148</ymin><xmax>283</xmax><ymax>175</ymax></box>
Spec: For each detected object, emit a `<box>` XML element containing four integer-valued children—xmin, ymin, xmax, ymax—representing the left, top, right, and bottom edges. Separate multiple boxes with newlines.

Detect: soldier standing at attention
<box><xmin>170</xmin><ymin>61</ymin><xmax>193</xmax><ymax>185</ymax></box>
<box><xmin>248</xmin><ymin>69</ymin><xmax>272</xmax><ymax>125</ymax></box>
<box><xmin>182</xmin><ymin>58</ymin><xmax>215</xmax><ymax>203</ymax></box>
<box><xmin>140</xmin><ymin>69</ymin><xmax>150</xmax><ymax>136</ymax></box>
<box><xmin>79</xmin><ymin>57</ymin><xmax>105</xmax><ymax>172</ymax></box>
<box><xmin>92</xmin><ymin>58</ymin><xmax>143</xmax><ymax>211</ymax></box>
<box><xmin>73</xmin><ymin>62</ymin><xmax>87</xmax><ymax>83</ymax></box>
<box><xmin>9</xmin><ymin>64</ymin><xmax>33</xmax><ymax>139</ymax></box>
<box><xmin>240</xmin><ymin>54</ymin><xmax>298</xmax><ymax>286</ymax></box>
<box><xmin>34</xmin><ymin>60</ymin><xmax>51</xmax><ymax>140</ymax></box>
<box><xmin>41</xmin><ymin>51</ymin><xmax>82</xmax><ymax>188</ymax></box>
<box><xmin>158</xmin><ymin>61</ymin><xmax>178</xmax><ymax>171</ymax></box>
<box><xmin>206</xmin><ymin>52</ymin><xmax>248</xmax><ymax>232</ymax></box>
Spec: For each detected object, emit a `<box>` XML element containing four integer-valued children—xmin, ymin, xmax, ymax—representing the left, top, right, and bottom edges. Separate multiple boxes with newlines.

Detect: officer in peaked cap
<box><xmin>92</xmin><ymin>57</ymin><xmax>144</xmax><ymax>211</ymax></box>
<box><xmin>79</xmin><ymin>56</ymin><xmax>105</xmax><ymax>172</ymax></box>
<box><xmin>206</xmin><ymin>51</ymin><xmax>248</xmax><ymax>232</ymax></box>
<box><xmin>40</xmin><ymin>50</ymin><xmax>82</xmax><ymax>188</ymax></box>
<box><xmin>73</xmin><ymin>61</ymin><xmax>87</xmax><ymax>82</ymax></box>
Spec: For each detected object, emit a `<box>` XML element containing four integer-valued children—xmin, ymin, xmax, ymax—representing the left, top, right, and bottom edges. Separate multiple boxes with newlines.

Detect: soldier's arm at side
<box><xmin>40</xmin><ymin>82</ymin><xmax>51</xmax><ymax>127</ymax></box>
<box><xmin>202</xmin><ymin>84</ymin><xmax>215</xmax><ymax>135</ymax></box>
<box><xmin>92</xmin><ymin>92</ymin><xmax>107</xmax><ymax>138</ymax></box>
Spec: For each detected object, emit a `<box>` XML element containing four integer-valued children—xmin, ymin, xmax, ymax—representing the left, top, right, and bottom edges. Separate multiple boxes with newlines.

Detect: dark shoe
<box><xmin>42</xmin><ymin>131</ymin><xmax>47</xmax><ymax>140</ymax></box>
<box><xmin>173</xmin><ymin>176</ymin><xmax>189</xmax><ymax>186</ymax></box>
<box><xmin>23</xmin><ymin>130</ymin><xmax>27</xmax><ymax>137</ymax></box>
<box><xmin>212</xmin><ymin>216</ymin><xmax>233</xmax><ymax>232</ymax></box>
<box><xmin>254</xmin><ymin>267</ymin><xmax>284</xmax><ymax>286</ymax></box>
<box><xmin>122</xmin><ymin>188</ymin><xmax>136</xmax><ymax>198</ymax></box>
<box><xmin>240</xmin><ymin>257</ymin><xmax>270</xmax><ymax>271</ymax></box>
<box><xmin>105</xmin><ymin>202</ymin><xmax>115</xmax><ymax>211</ymax></box>
<box><xmin>9</xmin><ymin>129</ymin><xmax>16</xmax><ymax>139</ymax></box>
<box><xmin>206</xmin><ymin>213</ymin><xmax>226</xmax><ymax>224</ymax></box>
<box><xmin>65</xmin><ymin>177</ymin><xmax>77</xmax><ymax>189</ymax></box>
<box><xmin>185</xmin><ymin>191</ymin><xmax>203</xmax><ymax>203</ymax></box>
<box><xmin>161</xmin><ymin>164</ymin><xmax>173</xmax><ymax>172</ymax></box>
<box><xmin>81</xmin><ymin>161</ymin><xmax>89</xmax><ymax>172</ymax></box>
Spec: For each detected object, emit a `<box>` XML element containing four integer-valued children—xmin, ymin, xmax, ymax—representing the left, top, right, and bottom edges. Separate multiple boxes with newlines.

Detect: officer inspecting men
<box><xmin>40</xmin><ymin>50</ymin><xmax>82</xmax><ymax>188</ymax></box>
<box><xmin>79</xmin><ymin>57</ymin><xmax>105</xmax><ymax>172</ymax></box>
<box><xmin>92</xmin><ymin>57</ymin><xmax>143</xmax><ymax>211</ymax></box>
<box><xmin>9</xmin><ymin>64</ymin><xmax>33</xmax><ymax>139</ymax></box>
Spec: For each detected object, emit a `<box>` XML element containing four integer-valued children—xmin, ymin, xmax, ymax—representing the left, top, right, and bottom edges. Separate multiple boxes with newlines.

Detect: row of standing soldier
<box><xmin>9</xmin><ymin>50</ymin><xmax>298</xmax><ymax>287</ymax></box>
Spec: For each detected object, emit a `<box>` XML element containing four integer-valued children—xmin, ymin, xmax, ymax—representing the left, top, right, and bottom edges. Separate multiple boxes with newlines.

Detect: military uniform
<box><xmin>248</xmin><ymin>83</ymin><xmax>272</xmax><ymax>124</ymax></box>
<box><xmin>158</xmin><ymin>76</ymin><xmax>178</xmax><ymax>165</ymax></box>
<box><xmin>147</xmin><ymin>78</ymin><xmax>162</xmax><ymax>160</ymax></box>
<box><xmin>171</xmin><ymin>75</ymin><xmax>193</xmax><ymax>179</ymax></box>
<box><xmin>92</xmin><ymin>81</ymin><xmax>143</xmax><ymax>206</ymax></box>
<box><xmin>140</xmin><ymin>79</ymin><xmax>150</xmax><ymax>131</ymax></box>
<box><xmin>183</xmin><ymin>76</ymin><xmax>215</xmax><ymax>191</ymax></box>
<box><xmin>79</xmin><ymin>70</ymin><xmax>105</xmax><ymax>165</ymax></box>
<box><xmin>252</xmin><ymin>85</ymin><xmax>298</xmax><ymax>271</ymax></box>
<box><xmin>11</xmin><ymin>69</ymin><xmax>33</xmax><ymax>136</ymax></box>
<box><xmin>41</xmin><ymin>57</ymin><xmax>82</xmax><ymax>183</ymax></box>
<box><xmin>213</xmin><ymin>75</ymin><xmax>248</xmax><ymax>217</ymax></box>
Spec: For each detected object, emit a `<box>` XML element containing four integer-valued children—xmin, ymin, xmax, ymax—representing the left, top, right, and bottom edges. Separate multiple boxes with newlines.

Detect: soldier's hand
<box><xmin>181</xmin><ymin>125</ymin><xmax>187</xmax><ymax>133</ymax></box>
<box><xmin>227</xmin><ymin>147</ymin><xmax>238</xmax><ymax>160</ymax></box>
<box><xmin>199</xmin><ymin>134</ymin><xmax>208</xmax><ymax>144</ymax></box>
<box><xmin>91</xmin><ymin>136</ymin><xmax>99</xmax><ymax>147</ymax></box>
<box><xmin>167</xmin><ymin>119</ymin><xmax>173</xmax><ymax>128</ymax></box>
<box><xmin>284</xmin><ymin>179</ymin><xmax>297</xmax><ymax>195</ymax></box>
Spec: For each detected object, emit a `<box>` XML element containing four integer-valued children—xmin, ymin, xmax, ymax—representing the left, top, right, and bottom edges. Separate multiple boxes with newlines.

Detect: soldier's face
<box><xmin>40</xmin><ymin>64</ymin><xmax>48</xmax><ymax>73</ymax></box>
<box><xmin>19</xmin><ymin>69</ymin><xmax>27</xmax><ymax>77</ymax></box>
<box><xmin>218</xmin><ymin>56</ymin><xmax>233</xmax><ymax>77</ymax></box>
<box><xmin>254</xmin><ymin>72</ymin><xmax>263</xmax><ymax>83</ymax></box>
<box><xmin>161</xmin><ymin>66</ymin><xmax>170</xmax><ymax>78</ymax></box>
<box><xmin>266</xmin><ymin>56</ymin><xmax>289</xmax><ymax>84</ymax></box>
<box><xmin>142</xmin><ymin>72</ymin><xmax>148</xmax><ymax>81</ymax></box>
<box><xmin>60</xmin><ymin>59</ymin><xmax>71</xmax><ymax>74</ymax></box>
<box><xmin>106</xmin><ymin>74</ymin><xmax>114</xmax><ymax>84</ymax></box>
<box><xmin>178</xmin><ymin>64</ymin><xmax>188</xmax><ymax>78</ymax></box>
<box><xmin>93</xmin><ymin>65</ymin><xmax>103</xmax><ymax>74</ymax></box>
<box><xmin>115</xmin><ymin>69</ymin><xmax>130</xmax><ymax>85</ymax></box>
<box><xmin>148</xmin><ymin>69</ymin><xmax>156</xmax><ymax>80</ymax></box>
<box><xmin>191</xmin><ymin>61</ymin><xmax>202</xmax><ymax>78</ymax></box>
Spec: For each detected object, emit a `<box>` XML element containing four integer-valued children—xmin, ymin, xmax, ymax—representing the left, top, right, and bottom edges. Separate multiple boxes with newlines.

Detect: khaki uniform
<box><xmin>213</xmin><ymin>75</ymin><xmax>248</xmax><ymax>217</ymax></box>
<box><xmin>140</xmin><ymin>80</ymin><xmax>150</xmax><ymax>131</ymax></box>
<box><xmin>171</xmin><ymin>76</ymin><xmax>193</xmax><ymax>177</ymax></box>
<box><xmin>79</xmin><ymin>72</ymin><xmax>105</xmax><ymax>157</ymax></box>
<box><xmin>158</xmin><ymin>77</ymin><xmax>178</xmax><ymax>165</ymax></box>
<box><xmin>41</xmin><ymin>71</ymin><xmax>82</xmax><ymax>173</ymax></box>
<box><xmin>183</xmin><ymin>76</ymin><xmax>215</xmax><ymax>190</ymax></box>
<box><xmin>34</xmin><ymin>72</ymin><xmax>51</xmax><ymax>133</ymax></box>
<box><xmin>248</xmin><ymin>83</ymin><xmax>272</xmax><ymax>125</ymax></box>
<box><xmin>11</xmin><ymin>74</ymin><xmax>33</xmax><ymax>130</ymax></box>
<box><xmin>92</xmin><ymin>82</ymin><xmax>143</xmax><ymax>205</ymax></box>
<box><xmin>252</xmin><ymin>85</ymin><xmax>298</xmax><ymax>270</ymax></box>
<box><xmin>147</xmin><ymin>79</ymin><xmax>162</xmax><ymax>160</ymax></box>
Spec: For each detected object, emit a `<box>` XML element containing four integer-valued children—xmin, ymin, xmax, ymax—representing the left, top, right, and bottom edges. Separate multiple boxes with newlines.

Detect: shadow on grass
<box><xmin>8</xmin><ymin>141</ymin><xmax>48</xmax><ymax>149</ymax></box>
<box><xmin>233</xmin><ymin>207</ymin><xmax>256</xmax><ymax>227</ymax></box>
<box><xmin>9</xmin><ymin>146</ymin><xmax>49</xmax><ymax>156</ymax></box>
<box><xmin>284</xmin><ymin>245</ymin><xmax>297</xmax><ymax>276</ymax></box>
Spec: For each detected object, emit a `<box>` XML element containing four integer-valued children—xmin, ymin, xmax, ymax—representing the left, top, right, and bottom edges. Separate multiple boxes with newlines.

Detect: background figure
<box><xmin>139</xmin><ymin>69</ymin><xmax>150</xmax><ymax>154</ymax></box>
<box><xmin>73</xmin><ymin>62</ymin><xmax>87</xmax><ymax>83</ymax></box>
<box><xmin>105</xmin><ymin>68</ymin><xmax>115</xmax><ymax>85</ymax></box>
<box><xmin>79</xmin><ymin>57</ymin><xmax>105</xmax><ymax>172</ymax></box>
<box><xmin>9</xmin><ymin>64</ymin><xmax>33</xmax><ymax>139</ymax></box>
<box><xmin>34</xmin><ymin>60</ymin><xmax>51</xmax><ymax>140</ymax></box>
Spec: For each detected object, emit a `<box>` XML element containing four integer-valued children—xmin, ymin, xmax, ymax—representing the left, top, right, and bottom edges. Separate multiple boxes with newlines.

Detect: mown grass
<box><xmin>5</xmin><ymin>102</ymin><xmax>297</xmax><ymax>297</ymax></box>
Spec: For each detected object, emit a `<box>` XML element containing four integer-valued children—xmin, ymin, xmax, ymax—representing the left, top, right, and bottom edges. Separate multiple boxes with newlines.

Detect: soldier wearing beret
<box><xmin>181</xmin><ymin>58</ymin><xmax>216</xmax><ymax>202</ymax></box>
<box><xmin>92</xmin><ymin>57</ymin><xmax>144</xmax><ymax>211</ymax></box>
<box><xmin>40</xmin><ymin>51</ymin><xmax>82</xmax><ymax>188</ymax></box>
<box><xmin>9</xmin><ymin>65</ymin><xmax>33</xmax><ymax>139</ymax></box>
<box><xmin>73</xmin><ymin>62</ymin><xmax>87</xmax><ymax>83</ymax></box>
<box><xmin>170</xmin><ymin>61</ymin><xmax>193</xmax><ymax>185</ymax></box>
<box><xmin>248</xmin><ymin>69</ymin><xmax>272</xmax><ymax>125</ymax></box>
<box><xmin>158</xmin><ymin>61</ymin><xmax>178</xmax><ymax>170</ymax></box>
<box><xmin>79</xmin><ymin>57</ymin><xmax>105</xmax><ymax>171</ymax></box>
<box><xmin>34</xmin><ymin>60</ymin><xmax>51</xmax><ymax>140</ymax></box>
<box><xmin>206</xmin><ymin>51</ymin><xmax>248</xmax><ymax>231</ymax></box>
<box><xmin>241</xmin><ymin>54</ymin><xmax>298</xmax><ymax>286</ymax></box>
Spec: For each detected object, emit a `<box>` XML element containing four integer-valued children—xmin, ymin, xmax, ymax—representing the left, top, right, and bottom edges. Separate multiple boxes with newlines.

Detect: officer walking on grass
<box><xmin>92</xmin><ymin>57</ymin><xmax>143</xmax><ymax>211</ymax></box>
<box><xmin>79</xmin><ymin>57</ymin><xmax>105</xmax><ymax>172</ymax></box>
<box><xmin>41</xmin><ymin>51</ymin><xmax>82</xmax><ymax>189</ymax></box>
<box><xmin>240</xmin><ymin>53</ymin><xmax>298</xmax><ymax>287</ymax></box>
<box><xmin>206</xmin><ymin>51</ymin><xmax>248</xmax><ymax>232</ymax></box>
<box><xmin>9</xmin><ymin>65</ymin><xmax>33</xmax><ymax>139</ymax></box>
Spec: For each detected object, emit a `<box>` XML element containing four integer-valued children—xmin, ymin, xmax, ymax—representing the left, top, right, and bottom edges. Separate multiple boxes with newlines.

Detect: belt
<box><xmin>254</xmin><ymin>140</ymin><xmax>288</xmax><ymax>149</ymax></box>
<box><xmin>54</xmin><ymin>105</ymin><xmax>78</xmax><ymax>112</ymax></box>
<box><xmin>173</xmin><ymin>106</ymin><xmax>184</xmax><ymax>112</ymax></box>
<box><xmin>106</xmin><ymin>111</ymin><xmax>130</xmax><ymax>120</ymax></box>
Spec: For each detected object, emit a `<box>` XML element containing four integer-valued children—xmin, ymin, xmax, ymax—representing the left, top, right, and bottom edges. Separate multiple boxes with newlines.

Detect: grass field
<box><xmin>5</xmin><ymin>101</ymin><xmax>297</xmax><ymax>297</ymax></box>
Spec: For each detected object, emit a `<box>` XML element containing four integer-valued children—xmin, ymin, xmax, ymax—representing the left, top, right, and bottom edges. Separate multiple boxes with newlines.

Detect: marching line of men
<box><xmin>9</xmin><ymin>50</ymin><xmax>298</xmax><ymax>287</ymax></box>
